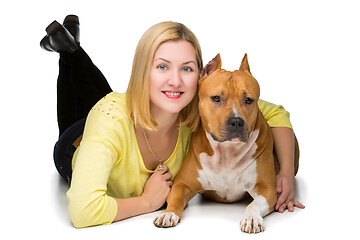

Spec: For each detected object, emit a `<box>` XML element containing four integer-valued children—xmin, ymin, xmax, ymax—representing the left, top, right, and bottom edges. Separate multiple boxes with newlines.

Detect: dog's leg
<box><xmin>240</xmin><ymin>195</ymin><xmax>270</xmax><ymax>233</ymax></box>
<box><xmin>241</xmin><ymin>179</ymin><xmax>277</xmax><ymax>233</ymax></box>
<box><xmin>153</xmin><ymin>182</ymin><xmax>197</xmax><ymax>228</ymax></box>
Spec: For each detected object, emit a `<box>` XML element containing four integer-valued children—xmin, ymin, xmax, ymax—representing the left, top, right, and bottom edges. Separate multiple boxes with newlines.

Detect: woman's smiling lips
<box><xmin>162</xmin><ymin>90</ymin><xmax>184</xmax><ymax>99</ymax></box>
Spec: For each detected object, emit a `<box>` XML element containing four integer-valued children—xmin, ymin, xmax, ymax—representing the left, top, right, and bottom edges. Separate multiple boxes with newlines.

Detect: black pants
<box><xmin>53</xmin><ymin>47</ymin><xmax>112</xmax><ymax>181</ymax></box>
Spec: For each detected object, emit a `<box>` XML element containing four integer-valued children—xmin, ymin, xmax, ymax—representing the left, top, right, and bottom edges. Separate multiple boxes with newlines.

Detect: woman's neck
<box><xmin>150</xmin><ymin>107</ymin><xmax>180</xmax><ymax>134</ymax></box>
<box><xmin>135</xmin><ymin>110</ymin><xmax>180</xmax><ymax>171</ymax></box>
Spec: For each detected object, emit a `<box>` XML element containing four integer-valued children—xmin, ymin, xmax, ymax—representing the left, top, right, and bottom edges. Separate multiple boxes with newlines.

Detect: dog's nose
<box><xmin>227</xmin><ymin>117</ymin><xmax>245</xmax><ymax>130</ymax></box>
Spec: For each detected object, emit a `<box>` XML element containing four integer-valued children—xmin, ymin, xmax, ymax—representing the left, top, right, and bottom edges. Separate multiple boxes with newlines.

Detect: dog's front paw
<box><xmin>240</xmin><ymin>215</ymin><xmax>264</xmax><ymax>233</ymax></box>
<box><xmin>153</xmin><ymin>212</ymin><xmax>180</xmax><ymax>228</ymax></box>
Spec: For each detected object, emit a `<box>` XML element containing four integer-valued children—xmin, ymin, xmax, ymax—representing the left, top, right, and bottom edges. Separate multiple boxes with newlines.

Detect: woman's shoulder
<box><xmin>258</xmin><ymin>99</ymin><xmax>287</xmax><ymax>115</ymax></box>
<box><xmin>83</xmin><ymin>92</ymin><xmax>132</xmax><ymax>139</ymax></box>
<box><xmin>257</xmin><ymin>99</ymin><xmax>292</xmax><ymax>129</ymax></box>
<box><xmin>178</xmin><ymin>125</ymin><xmax>192</xmax><ymax>149</ymax></box>
<box><xmin>93</xmin><ymin>92</ymin><xmax>127</xmax><ymax>117</ymax></box>
<box><xmin>179</xmin><ymin>125</ymin><xmax>192</xmax><ymax>139</ymax></box>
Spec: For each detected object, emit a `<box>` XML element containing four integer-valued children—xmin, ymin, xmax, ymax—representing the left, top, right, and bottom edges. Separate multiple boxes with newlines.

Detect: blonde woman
<box><xmin>42</xmin><ymin>15</ymin><xmax>303</xmax><ymax>228</ymax></box>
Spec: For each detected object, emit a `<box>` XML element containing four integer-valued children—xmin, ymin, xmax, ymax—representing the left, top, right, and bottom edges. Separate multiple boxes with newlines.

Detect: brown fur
<box><xmin>158</xmin><ymin>53</ymin><xmax>277</xmax><ymax>223</ymax></box>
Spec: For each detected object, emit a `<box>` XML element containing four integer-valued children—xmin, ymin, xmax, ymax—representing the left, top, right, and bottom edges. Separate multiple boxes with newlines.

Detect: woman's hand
<box><xmin>141</xmin><ymin>164</ymin><xmax>173</xmax><ymax>212</ymax></box>
<box><xmin>275</xmin><ymin>174</ymin><xmax>305</xmax><ymax>213</ymax></box>
<box><xmin>113</xmin><ymin>165</ymin><xmax>172</xmax><ymax>222</ymax></box>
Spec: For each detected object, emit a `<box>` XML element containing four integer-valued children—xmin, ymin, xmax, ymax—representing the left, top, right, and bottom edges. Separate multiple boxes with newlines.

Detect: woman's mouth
<box><xmin>162</xmin><ymin>91</ymin><xmax>184</xmax><ymax>99</ymax></box>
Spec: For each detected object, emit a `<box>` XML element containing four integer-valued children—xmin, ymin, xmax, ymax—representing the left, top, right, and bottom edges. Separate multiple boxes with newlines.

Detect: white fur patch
<box><xmin>240</xmin><ymin>195</ymin><xmax>269</xmax><ymax>233</ymax></box>
<box><xmin>153</xmin><ymin>212</ymin><xmax>180</xmax><ymax>228</ymax></box>
<box><xmin>232</xmin><ymin>104</ymin><xmax>240</xmax><ymax>117</ymax></box>
<box><xmin>197</xmin><ymin>130</ymin><xmax>259</xmax><ymax>202</ymax></box>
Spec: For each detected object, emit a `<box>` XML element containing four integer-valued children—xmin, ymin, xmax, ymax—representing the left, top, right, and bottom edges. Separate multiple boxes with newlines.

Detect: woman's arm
<box><xmin>272</xmin><ymin>127</ymin><xmax>305</xmax><ymax>212</ymax></box>
<box><xmin>272</xmin><ymin>127</ymin><xmax>295</xmax><ymax>178</ymax></box>
<box><xmin>258</xmin><ymin>99</ymin><xmax>304</xmax><ymax>212</ymax></box>
<box><xmin>113</xmin><ymin>196</ymin><xmax>151</xmax><ymax>222</ymax></box>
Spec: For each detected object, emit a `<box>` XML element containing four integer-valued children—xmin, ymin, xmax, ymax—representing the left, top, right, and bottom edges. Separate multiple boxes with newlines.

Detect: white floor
<box><xmin>49</xmin><ymin>173</ymin><xmax>309</xmax><ymax>239</ymax></box>
<box><xmin>1</xmin><ymin>1</ymin><xmax>359</xmax><ymax>239</ymax></box>
<box><xmin>42</xmin><ymin>170</ymin><xmax>349</xmax><ymax>239</ymax></box>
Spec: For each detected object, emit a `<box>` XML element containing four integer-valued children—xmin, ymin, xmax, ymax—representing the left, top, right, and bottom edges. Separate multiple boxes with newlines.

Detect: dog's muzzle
<box><xmin>210</xmin><ymin>117</ymin><xmax>249</xmax><ymax>143</ymax></box>
<box><xmin>226</xmin><ymin>117</ymin><xmax>248</xmax><ymax>142</ymax></box>
<box><xmin>227</xmin><ymin>117</ymin><xmax>245</xmax><ymax>130</ymax></box>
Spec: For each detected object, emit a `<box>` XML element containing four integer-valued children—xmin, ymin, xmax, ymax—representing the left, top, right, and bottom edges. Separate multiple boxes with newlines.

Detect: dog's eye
<box><xmin>245</xmin><ymin>97</ymin><xmax>254</xmax><ymax>105</ymax></box>
<box><xmin>211</xmin><ymin>96</ymin><xmax>221</xmax><ymax>103</ymax></box>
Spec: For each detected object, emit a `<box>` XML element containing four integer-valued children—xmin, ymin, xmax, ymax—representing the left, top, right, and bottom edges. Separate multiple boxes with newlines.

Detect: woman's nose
<box><xmin>168</xmin><ymin>70</ymin><xmax>182</xmax><ymax>87</ymax></box>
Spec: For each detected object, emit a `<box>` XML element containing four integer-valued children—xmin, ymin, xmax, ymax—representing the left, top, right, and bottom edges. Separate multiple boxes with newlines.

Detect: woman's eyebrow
<box><xmin>154</xmin><ymin>58</ymin><xmax>196</xmax><ymax>65</ymax></box>
<box><xmin>183</xmin><ymin>61</ymin><xmax>197</xmax><ymax>65</ymax></box>
<box><xmin>154</xmin><ymin>58</ymin><xmax>171</xmax><ymax>63</ymax></box>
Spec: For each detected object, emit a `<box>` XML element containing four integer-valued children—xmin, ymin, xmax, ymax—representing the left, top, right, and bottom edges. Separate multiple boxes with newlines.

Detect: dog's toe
<box><xmin>240</xmin><ymin>216</ymin><xmax>264</xmax><ymax>233</ymax></box>
<box><xmin>153</xmin><ymin>212</ymin><xmax>180</xmax><ymax>228</ymax></box>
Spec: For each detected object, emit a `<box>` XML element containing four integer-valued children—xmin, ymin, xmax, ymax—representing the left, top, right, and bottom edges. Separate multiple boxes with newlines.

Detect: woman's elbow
<box><xmin>67</xmin><ymin>193</ymin><xmax>117</xmax><ymax>228</ymax></box>
<box><xmin>68</xmin><ymin>202</ymin><xmax>94</xmax><ymax>228</ymax></box>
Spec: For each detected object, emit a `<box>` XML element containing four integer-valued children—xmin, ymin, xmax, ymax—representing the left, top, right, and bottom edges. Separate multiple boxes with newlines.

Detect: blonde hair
<box><xmin>126</xmin><ymin>21</ymin><xmax>203</xmax><ymax>132</ymax></box>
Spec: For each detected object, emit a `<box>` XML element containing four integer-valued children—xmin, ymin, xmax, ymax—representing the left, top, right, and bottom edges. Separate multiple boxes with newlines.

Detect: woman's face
<box><xmin>149</xmin><ymin>40</ymin><xmax>199</xmax><ymax>117</ymax></box>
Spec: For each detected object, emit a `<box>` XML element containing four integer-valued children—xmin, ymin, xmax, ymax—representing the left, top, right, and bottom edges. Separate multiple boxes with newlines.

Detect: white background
<box><xmin>1</xmin><ymin>0</ymin><xmax>359</xmax><ymax>239</ymax></box>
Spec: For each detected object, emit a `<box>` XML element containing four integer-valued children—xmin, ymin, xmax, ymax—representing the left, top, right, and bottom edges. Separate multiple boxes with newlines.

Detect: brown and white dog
<box><xmin>153</xmin><ymin>54</ymin><xmax>277</xmax><ymax>233</ymax></box>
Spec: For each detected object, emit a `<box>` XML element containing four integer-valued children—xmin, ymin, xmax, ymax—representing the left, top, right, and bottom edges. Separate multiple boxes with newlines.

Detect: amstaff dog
<box><xmin>153</xmin><ymin>54</ymin><xmax>277</xmax><ymax>233</ymax></box>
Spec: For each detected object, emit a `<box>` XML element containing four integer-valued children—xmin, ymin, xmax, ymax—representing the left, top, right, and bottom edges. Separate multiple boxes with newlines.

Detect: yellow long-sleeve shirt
<box><xmin>66</xmin><ymin>92</ymin><xmax>292</xmax><ymax>228</ymax></box>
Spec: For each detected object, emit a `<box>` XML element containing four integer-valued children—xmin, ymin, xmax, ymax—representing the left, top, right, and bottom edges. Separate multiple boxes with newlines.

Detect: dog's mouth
<box><xmin>228</xmin><ymin>131</ymin><xmax>249</xmax><ymax>143</ymax></box>
<box><xmin>211</xmin><ymin>129</ymin><xmax>249</xmax><ymax>143</ymax></box>
<box><xmin>229</xmin><ymin>137</ymin><xmax>242</xmax><ymax>143</ymax></box>
<box><xmin>214</xmin><ymin>117</ymin><xmax>249</xmax><ymax>143</ymax></box>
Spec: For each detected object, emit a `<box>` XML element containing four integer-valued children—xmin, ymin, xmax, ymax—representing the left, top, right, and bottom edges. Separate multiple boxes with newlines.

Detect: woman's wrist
<box><xmin>113</xmin><ymin>195</ymin><xmax>153</xmax><ymax>222</ymax></box>
<box><xmin>278</xmin><ymin>165</ymin><xmax>294</xmax><ymax>179</ymax></box>
<box><xmin>139</xmin><ymin>194</ymin><xmax>154</xmax><ymax>213</ymax></box>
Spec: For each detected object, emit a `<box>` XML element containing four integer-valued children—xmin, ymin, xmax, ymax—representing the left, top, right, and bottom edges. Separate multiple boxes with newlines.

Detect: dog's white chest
<box><xmin>197</xmin><ymin>130</ymin><xmax>259</xmax><ymax>202</ymax></box>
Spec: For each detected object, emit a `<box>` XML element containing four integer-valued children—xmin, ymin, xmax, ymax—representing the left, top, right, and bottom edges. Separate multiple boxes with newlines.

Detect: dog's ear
<box><xmin>200</xmin><ymin>54</ymin><xmax>222</xmax><ymax>78</ymax></box>
<box><xmin>239</xmin><ymin>53</ymin><xmax>251</xmax><ymax>73</ymax></box>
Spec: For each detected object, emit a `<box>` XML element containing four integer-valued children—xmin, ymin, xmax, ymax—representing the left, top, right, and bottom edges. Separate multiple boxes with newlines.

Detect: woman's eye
<box><xmin>182</xmin><ymin>67</ymin><xmax>192</xmax><ymax>72</ymax></box>
<box><xmin>157</xmin><ymin>65</ymin><xmax>168</xmax><ymax>70</ymax></box>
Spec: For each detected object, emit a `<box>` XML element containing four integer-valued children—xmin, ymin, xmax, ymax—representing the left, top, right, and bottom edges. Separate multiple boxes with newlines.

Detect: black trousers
<box><xmin>53</xmin><ymin>47</ymin><xmax>112</xmax><ymax>181</ymax></box>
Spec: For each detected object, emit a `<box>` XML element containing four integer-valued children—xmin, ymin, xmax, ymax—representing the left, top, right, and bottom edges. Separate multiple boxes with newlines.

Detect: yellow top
<box><xmin>258</xmin><ymin>99</ymin><xmax>293</xmax><ymax>129</ymax></box>
<box><xmin>66</xmin><ymin>92</ymin><xmax>292</xmax><ymax>228</ymax></box>
<box><xmin>66</xmin><ymin>92</ymin><xmax>191</xmax><ymax>228</ymax></box>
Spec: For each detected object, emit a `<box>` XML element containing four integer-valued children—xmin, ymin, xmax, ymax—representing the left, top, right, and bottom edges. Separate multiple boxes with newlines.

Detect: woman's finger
<box><xmin>162</xmin><ymin>171</ymin><xmax>173</xmax><ymax>181</ymax></box>
<box><xmin>156</xmin><ymin>164</ymin><xmax>169</xmax><ymax>175</ymax></box>
<box><xmin>294</xmin><ymin>200</ymin><xmax>305</xmax><ymax>209</ymax></box>
<box><xmin>275</xmin><ymin>191</ymin><xmax>288</xmax><ymax>210</ymax></box>
<box><xmin>287</xmin><ymin>199</ymin><xmax>294</xmax><ymax>212</ymax></box>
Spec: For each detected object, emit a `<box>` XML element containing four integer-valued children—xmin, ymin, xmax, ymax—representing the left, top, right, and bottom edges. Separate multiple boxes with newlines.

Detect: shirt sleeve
<box><xmin>67</xmin><ymin>139</ymin><xmax>118</xmax><ymax>228</ymax></box>
<box><xmin>258</xmin><ymin>99</ymin><xmax>293</xmax><ymax>129</ymax></box>
<box><xmin>66</xmin><ymin>98</ymin><xmax>123</xmax><ymax>228</ymax></box>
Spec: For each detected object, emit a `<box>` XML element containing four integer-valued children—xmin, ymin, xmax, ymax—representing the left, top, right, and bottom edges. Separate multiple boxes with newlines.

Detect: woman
<box><xmin>41</xmin><ymin>15</ymin><xmax>303</xmax><ymax>228</ymax></box>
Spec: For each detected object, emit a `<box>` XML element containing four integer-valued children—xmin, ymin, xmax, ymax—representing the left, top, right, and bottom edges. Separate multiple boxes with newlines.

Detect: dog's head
<box><xmin>198</xmin><ymin>54</ymin><xmax>260</xmax><ymax>143</ymax></box>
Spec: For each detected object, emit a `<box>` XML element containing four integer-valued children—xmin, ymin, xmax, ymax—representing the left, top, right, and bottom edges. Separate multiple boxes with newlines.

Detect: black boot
<box><xmin>63</xmin><ymin>15</ymin><xmax>80</xmax><ymax>44</ymax></box>
<box><xmin>40</xmin><ymin>20</ymin><xmax>78</xmax><ymax>53</ymax></box>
